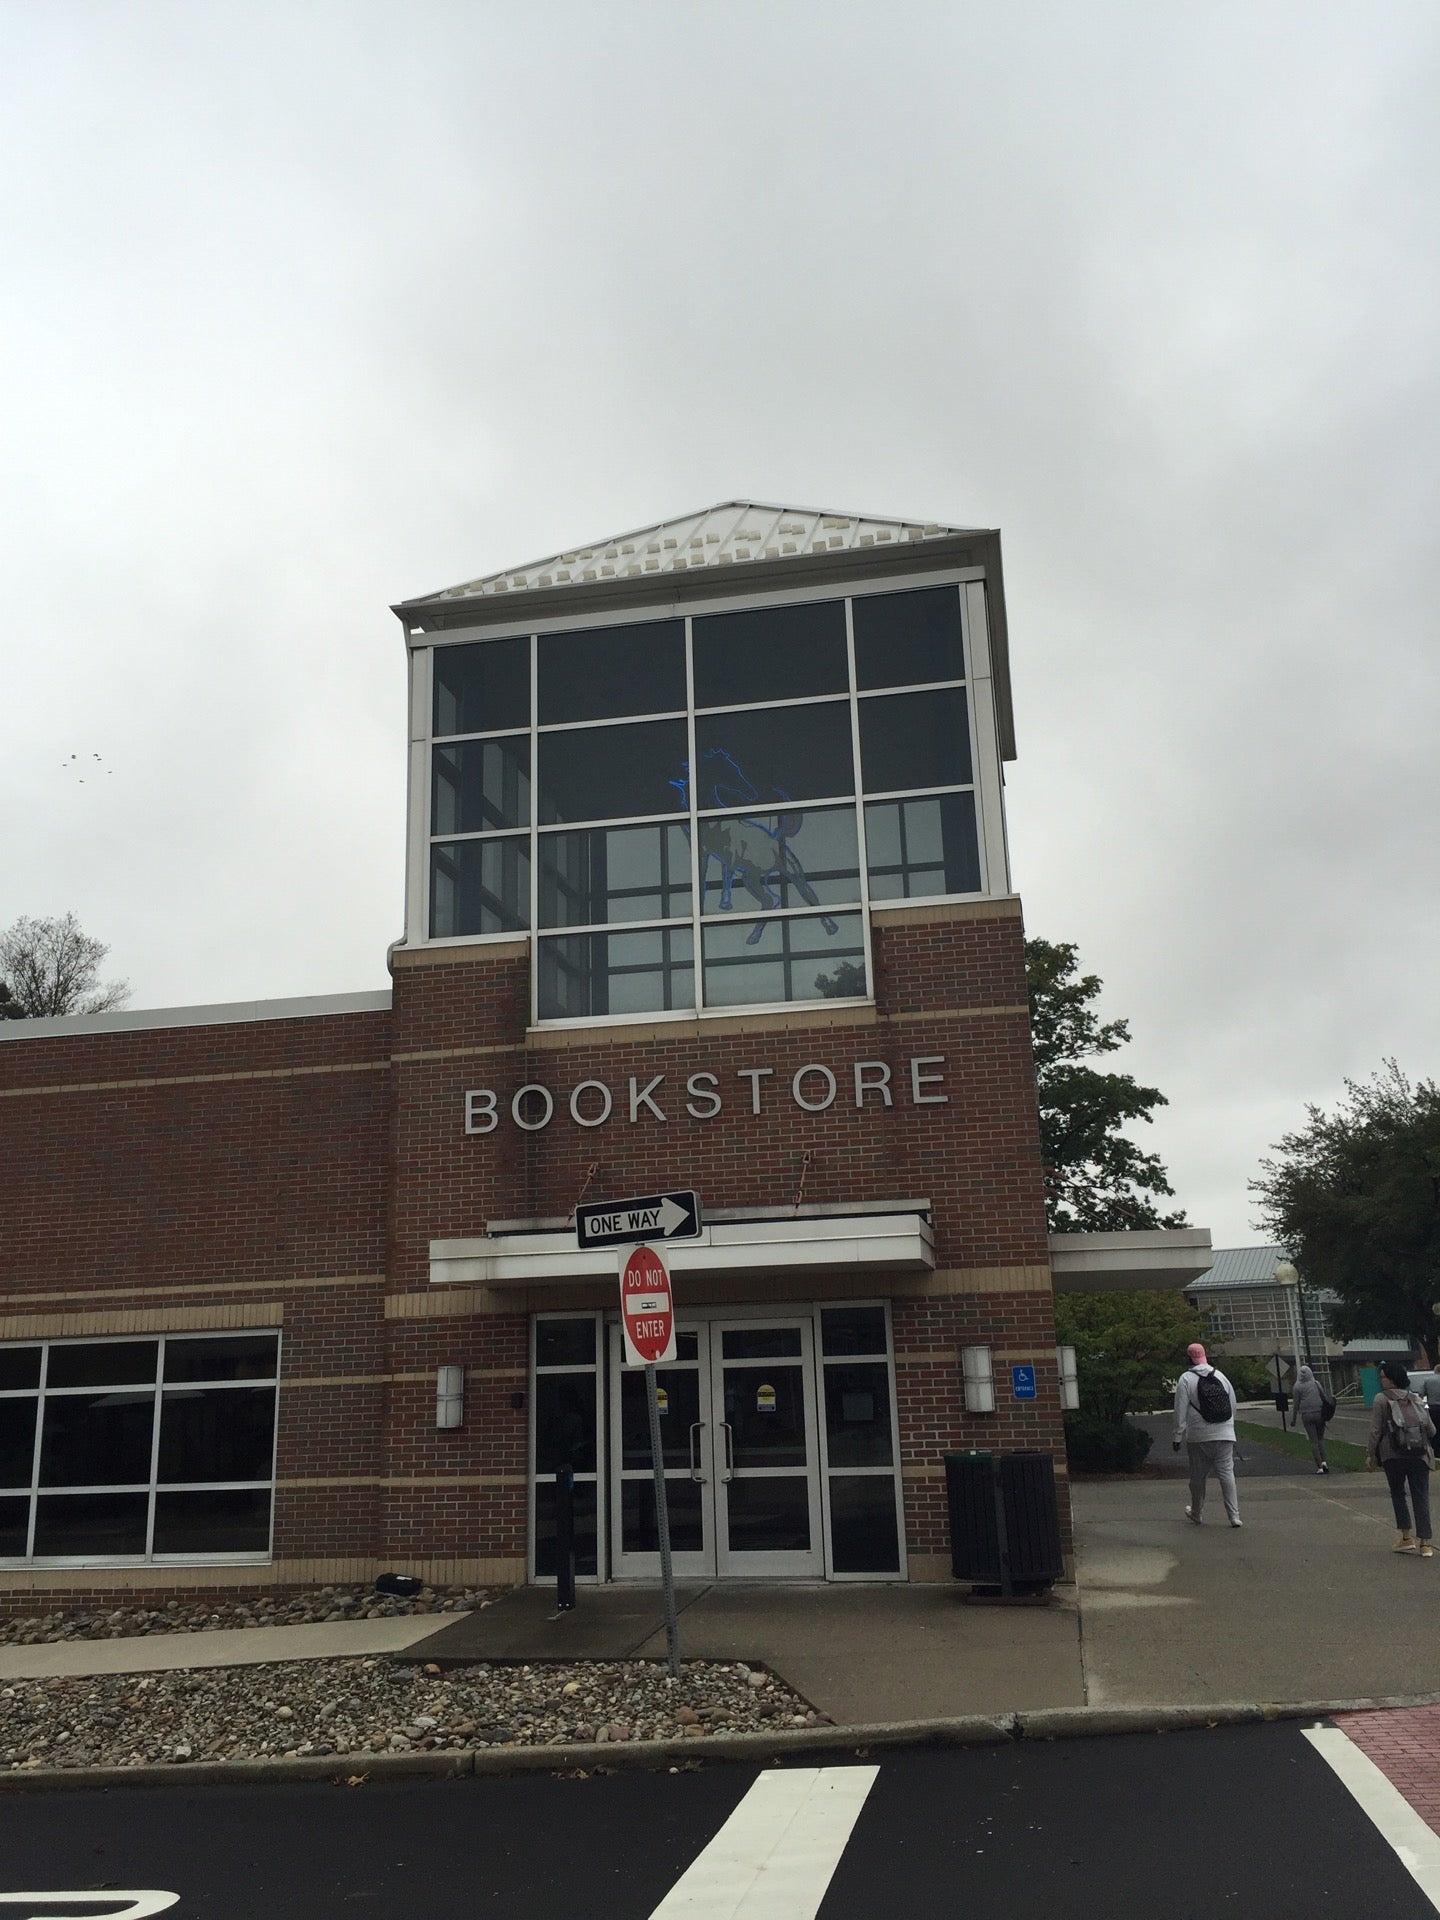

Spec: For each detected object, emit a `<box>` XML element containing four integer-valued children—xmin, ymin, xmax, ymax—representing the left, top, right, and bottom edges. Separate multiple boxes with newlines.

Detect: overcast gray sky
<box><xmin>3</xmin><ymin>1</ymin><xmax>1436</xmax><ymax>1245</ymax></box>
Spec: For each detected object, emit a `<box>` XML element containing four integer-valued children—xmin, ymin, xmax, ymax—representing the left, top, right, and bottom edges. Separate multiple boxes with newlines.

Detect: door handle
<box><xmin>720</xmin><ymin>1421</ymin><xmax>734</xmax><ymax>1483</ymax></box>
<box><xmin>688</xmin><ymin>1421</ymin><xmax>707</xmax><ymax>1482</ymax></box>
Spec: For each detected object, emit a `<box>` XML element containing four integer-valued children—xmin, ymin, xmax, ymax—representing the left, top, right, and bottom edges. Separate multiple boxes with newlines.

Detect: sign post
<box><xmin>620</xmin><ymin>1242</ymin><xmax>680</xmax><ymax>1677</ymax></box>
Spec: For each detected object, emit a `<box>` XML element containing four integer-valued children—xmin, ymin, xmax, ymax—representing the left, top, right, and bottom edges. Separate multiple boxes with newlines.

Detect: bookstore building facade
<box><xmin>0</xmin><ymin>503</ymin><xmax>1209</xmax><ymax>1608</ymax></box>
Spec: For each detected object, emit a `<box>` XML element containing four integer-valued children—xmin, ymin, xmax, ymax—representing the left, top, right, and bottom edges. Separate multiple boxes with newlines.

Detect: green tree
<box><xmin>1054</xmin><ymin>1289</ymin><xmax>1207</xmax><ymax>1425</ymax></box>
<box><xmin>1025</xmin><ymin>937</ymin><xmax>1187</xmax><ymax>1231</ymax></box>
<box><xmin>1251</xmin><ymin>1062</ymin><xmax>1440</xmax><ymax>1364</ymax></box>
<box><xmin>0</xmin><ymin>913</ymin><xmax>130</xmax><ymax>1018</ymax></box>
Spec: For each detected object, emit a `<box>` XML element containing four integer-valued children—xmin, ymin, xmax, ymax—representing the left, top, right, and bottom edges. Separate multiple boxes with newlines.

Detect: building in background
<box><xmin>1</xmin><ymin>502</ymin><xmax>1209</xmax><ymax>1609</ymax></box>
<box><xmin>1185</xmin><ymin>1245</ymin><xmax>1337</xmax><ymax>1387</ymax></box>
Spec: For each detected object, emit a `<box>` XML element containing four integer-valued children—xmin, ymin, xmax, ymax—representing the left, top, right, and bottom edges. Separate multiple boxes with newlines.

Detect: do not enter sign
<box><xmin>620</xmin><ymin>1243</ymin><xmax>676</xmax><ymax>1366</ymax></box>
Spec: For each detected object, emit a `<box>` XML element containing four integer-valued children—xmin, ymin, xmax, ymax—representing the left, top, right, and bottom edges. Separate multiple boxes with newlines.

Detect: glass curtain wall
<box><xmin>427</xmin><ymin>583</ymin><xmax>985</xmax><ymax>1022</ymax></box>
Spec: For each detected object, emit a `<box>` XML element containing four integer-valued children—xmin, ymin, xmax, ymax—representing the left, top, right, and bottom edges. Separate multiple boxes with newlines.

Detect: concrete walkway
<box><xmin>1075</xmin><ymin>1473</ymin><xmax>1437</xmax><ymax>1706</ymax></box>
<box><xmin>3</xmin><ymin>1465</ymin><xmax>1430</xmax><ymax>1723</ymax></box>
<box><xmin>401</xmin><ymin>1580</ymin><xmax>1086</xmax><ymax>1725</ymax></box>
<box><xmin>0</xmin><ymin>1613</ymin><xmax>442</xmax><ymax>1681</ymax></box>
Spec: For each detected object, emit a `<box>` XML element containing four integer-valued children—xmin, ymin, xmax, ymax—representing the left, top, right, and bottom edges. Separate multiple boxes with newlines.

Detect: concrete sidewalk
<box><xmin>401</xmin><ymin>1580</ymin><xmax>1086</xmax><ymax>1725</ymax></box>
<box><xmin>3</xmin><ymin>1467</ymin><xmax>1429</xmax><ymax>1724</ymax></box>
<box><xmin>0</xmin><ymin>1613</ymin><xmax>442</xmax><ymax>1682</ymax></box>
<box><xmin>1075</xmin><ymin>1473</ymin><xmax>1437</xmax><ymax>1706</ymax></box>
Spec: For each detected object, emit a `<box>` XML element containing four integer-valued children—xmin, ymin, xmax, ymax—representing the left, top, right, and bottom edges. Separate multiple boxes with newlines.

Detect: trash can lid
<box><xmin>946</xmin><ymin>1449</ymin><xmax>993</xmax><ymax>1462</ymax></box>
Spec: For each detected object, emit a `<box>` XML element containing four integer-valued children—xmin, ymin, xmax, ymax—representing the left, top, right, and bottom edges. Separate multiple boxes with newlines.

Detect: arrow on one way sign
<box><xmin>575</xmin><ymin>1190</ymin><xmax>702</xmax><ymax>1250</ymax></box>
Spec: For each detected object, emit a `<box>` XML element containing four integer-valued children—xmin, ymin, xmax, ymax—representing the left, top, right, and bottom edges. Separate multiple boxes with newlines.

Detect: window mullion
<box><xmin>685</xmin><ymin>614</ymin><xmax>704</xmax><ymax>1011</ymax></box>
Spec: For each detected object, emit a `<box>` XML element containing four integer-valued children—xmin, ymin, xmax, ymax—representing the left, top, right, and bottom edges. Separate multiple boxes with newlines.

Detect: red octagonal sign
<box><xmin>620</xmin><ymin>1243</ymin><xmax>676</xmax><ymax>1366</ymax></box>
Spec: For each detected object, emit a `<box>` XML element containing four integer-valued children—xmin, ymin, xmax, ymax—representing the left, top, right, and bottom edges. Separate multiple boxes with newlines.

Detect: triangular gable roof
<box><xmin>400</xmin><ymin>500</ymin><xmax>989</xmax><ymax>606</ymax></box>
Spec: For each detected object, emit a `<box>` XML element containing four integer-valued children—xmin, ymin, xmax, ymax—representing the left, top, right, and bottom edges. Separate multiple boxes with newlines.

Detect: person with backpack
<box><xmin>1365</xmin><ymin>1361</ymin><xmax>1436</xmax><ymax>1556</ymax></box>
<box><xmin>1172</xmin><ymin>1341</ymin><xmax>1242</xmax><ymax>1527</ymax></box>
<box><xmin>1292</xmin><ymin>1364</ymin><xmax>1336</xmax><ymax>1473</ymax></box>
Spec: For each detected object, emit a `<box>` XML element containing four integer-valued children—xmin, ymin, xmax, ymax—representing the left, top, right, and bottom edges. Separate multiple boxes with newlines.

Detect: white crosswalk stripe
<box><xmin>648</xmin><ymin>1765</ymin><xmax>879</xmax><ymax>1918</ymax></box>
<box><xmin>1302</xmin><ymin>1725</ymin><xmax>1440</xmax><ymax>1913</ymax></box>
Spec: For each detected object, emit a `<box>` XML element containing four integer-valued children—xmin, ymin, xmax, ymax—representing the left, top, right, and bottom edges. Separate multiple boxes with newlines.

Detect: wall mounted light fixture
<box><xmin>962</xmin><ymin>1345</ymin><xmax>995</xmax><ymax>1414</ymax></box>
<box><xmin>436</xmin><ymin>1365</ymin><xmax>464</xmax><ymax>1430</ymax></box>
<box><xmin>1056</xmin><ymin>1345</ymin><xmax>1080</xmax><ymax>1411</ymax></box>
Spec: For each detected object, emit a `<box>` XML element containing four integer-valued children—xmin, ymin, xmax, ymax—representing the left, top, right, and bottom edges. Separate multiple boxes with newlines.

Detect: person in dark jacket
<box><xmin>1292</xmin><ymin>1364</ymin><xmax>1329</xmax><ymax>1473</ymax></box>
<box><xmin>1366</xmin><ymin>1361</ymin><xmax>1436</xmax><ymax>1556</ymax></box>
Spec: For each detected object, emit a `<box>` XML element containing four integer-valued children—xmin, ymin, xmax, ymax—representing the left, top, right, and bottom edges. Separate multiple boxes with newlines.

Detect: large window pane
<box><xmin>0</xmin><ymin>1346</ymin><xmax>41</xmax><ymax>1390</ymax></box>
<box><xmin>865</xmin><ymin>791</ymin><xmax>980</xmax><ymax>900</ymax></box>
<box><xmin>153</xmin><ymin>1489</ymin><xmax>271</xmax><ymax>1556</ymax></box>
<box><xmin>853</xmin><ymin>585</ymin><xmax>964</xmax><ymax>690</ymax></box>
<box><xmin>820</xmin><ymin>1307</ymin><xmax>888</xmax><ymax>1357</ymax></box>
<box><xmin>822</xmin><ymin>1363</ymin><xmax>894</xmax><ymax>1468</ymax></box>
<box><xmin>534</xmin><ymin>1373</ymin><xmax>598</xmax><ymax>1476</ymax></box>
<box><xmin>46</xmin><ymin>1342</ymin><xmax>157</xmax><ymax>1390</ymax></box>
<box><xmin>0</xmin><ymin>1399</ymin><xmax>38</xmax><ymax>1487</ymax></box>
<box><xmin>535</xmin><ymin>1319</ymin><xmax>597</xmax><ymax>1369</ymax></box>
<box><xmin>859</xmin><ymin>687</ymin><xmax>970</xmax><ymax>794</ymax></box>
<box><xmin>621</xmin><ymin>1365</ymin><xmax>700</xmax><ymax>1471</ymax></box>
<box><xmin>693</xmin><ymin>599</ymin><xmax>848</xmax><ymax>707</ymax></box>
<box><xmin>721</xmin><ymin>1366</ymin><xmax>807</xmax><ymax>1469</ymax></box>
<box><xmin>157</xmin><ymin>1387</ymin><xmax>277</xmax><ymax>1484</ymax></box>
<box><xmin>536</xmin><ymin>718</ymin><xmax>687</xmax><ymax>826</ymax></box>
<box><xmin>828</xmin><ymin>1475</ymin><xmax>900</xmax><ymax>1574</ymax></box>
<box><xmin>0</xmin><ymin>1495</ymin><xmax>28</xmax><ymax>1556</ymax></box>
<box><xmin>430</xmin><ymin>836</ymin><xmax>530</xmax><ymax>937</ymax></box>
<box><xmin>702</xmin><ymin>912</ymin><xmax>865</xmax><ymax>1009</ymax></box>
<box><xmin>39</xmin><ymin>1390</ymin><xmax>155</xmax><ymax>1487</ymax></box>
<box><xmin>693</xmin><ymin>704</ymin><xmax>853</xmax><ymax>809</ymax></box>
<box><xmin>433</xmin><ymin>636</ymin><xmax>529</xmax><ymax>737</ymax></box>
<box><xmin>163</xmin><ymin>1335</ymin><xmax>279</xmax><ymax>1384</ymax></box>
<box><xmin>539</xmin><ymin>823</ymin><xmax>691</xmax><ymax>928</ymax></box>
<box><xmin>724</xmin><ymin>1477</ymin><xmax>811</xmax><ymax>1553</ymax></box>
<box><xmin>620</xmin><ymin>1477</ymin><xmax>702</xmax><ymax>1557</ymax></box>
<box><xmin>538</xmin><ymin>927</ymin><xmax>694</xmax><ymax>1021</ymax></box>
<box><xmin>33</xmin><ymin>1492</ymin><xmax>148</xmax><ymax>1558</ymax></box>
<box><xmin>699</xmin><ymin>805</ymin><xmax>859</xmax><ymax>920</ymax></box>
<box><xmin>432</xmin><ymin>737</ymin><xmax>531</xmax><ymax>835</ymax></box>
<box><xmin>538</xmin><ymin>619</ymin><xmax>685</xmax><ymax>724</ymax></box>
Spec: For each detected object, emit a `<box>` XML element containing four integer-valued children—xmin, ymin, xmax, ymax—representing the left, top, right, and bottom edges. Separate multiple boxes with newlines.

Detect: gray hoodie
<box><xmin>1292</xmin><ymin>1366</ymin><xmax>1326</xmax><ymax>1423</ymax></box>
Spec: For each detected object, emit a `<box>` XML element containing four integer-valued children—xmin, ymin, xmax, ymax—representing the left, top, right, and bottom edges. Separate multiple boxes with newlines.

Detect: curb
<box><xmin>6</xmin><ymin>1694</ymin><xmax>1440</xmax><ymax>1793</ymax></box>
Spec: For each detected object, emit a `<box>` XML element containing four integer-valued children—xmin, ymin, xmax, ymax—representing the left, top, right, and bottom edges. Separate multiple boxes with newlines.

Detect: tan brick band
<box><xmin>0</xmin><ymin>1557</ymin><xmax>527</xmax><ymax>1596</ymax></box>
<box><xmin>0</xmin><ymin>1302</ymin><xmax>286</xmax><ymax>1341</ymax></box>
<box><xmin>1</xmin><ymin>1059</ymin><xmax>388</xmax><ymax>1101</ymax></box>
<box><xmin>0</xmin><ymin>1273</ymin><xmax>384</xmax><ymax>1312</ymax></box>
<box><xmin>277</xmin><ymin>1476</ymin><xmax>526</xmax><ymax>1491</ymax></box>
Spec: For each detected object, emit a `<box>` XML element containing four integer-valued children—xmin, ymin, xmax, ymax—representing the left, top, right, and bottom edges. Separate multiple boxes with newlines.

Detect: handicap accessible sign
<box><xmin>1011</xmin><ymin>1364</ymin><xmax>1037</xmax><ymax>1400</ymax></box>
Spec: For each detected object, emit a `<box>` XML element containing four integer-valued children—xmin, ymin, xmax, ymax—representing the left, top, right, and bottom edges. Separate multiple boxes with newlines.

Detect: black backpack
<box><xmin>1193</xmin><ymin>1367</ymin><xmax>1233</xmax><ymax>1423</ymax></box>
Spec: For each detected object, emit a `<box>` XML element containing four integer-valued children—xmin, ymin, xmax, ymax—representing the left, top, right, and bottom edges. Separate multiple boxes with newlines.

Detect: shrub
<box><xmin>1063</xmin><ymin>1413</ymin><xmax>1154</xmax><ymax>1472</ymax></box>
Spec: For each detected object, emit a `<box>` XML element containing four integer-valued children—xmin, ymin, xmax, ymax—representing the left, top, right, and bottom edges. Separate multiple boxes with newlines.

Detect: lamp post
<box><xmin>1274</xmin><ymin>1260</ymin><xmax>1304</xmax><ymax>1398</ymax></box>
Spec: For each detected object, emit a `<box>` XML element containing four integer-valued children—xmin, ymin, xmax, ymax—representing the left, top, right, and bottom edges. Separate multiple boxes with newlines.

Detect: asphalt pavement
<box><xmin>1</xmin><ymin>1722</ymin><xmax>1433</xmax><ymax>1917</ymax></box>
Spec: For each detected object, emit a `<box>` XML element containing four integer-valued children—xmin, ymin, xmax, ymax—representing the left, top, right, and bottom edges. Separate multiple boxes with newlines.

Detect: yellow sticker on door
<box><xmin>656</xmin><ymin>1386</ymin><xmax>669</xmax><ymax>1415</ymax></box>
<box><xmin>757</xmin><ymin>1383</ymin><xmax>777</xmax><ymax>1413</ymax></box>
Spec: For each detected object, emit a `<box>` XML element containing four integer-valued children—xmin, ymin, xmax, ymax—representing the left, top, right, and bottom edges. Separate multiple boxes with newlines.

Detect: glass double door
<box><xmin>608</xmin><ymin>1318</ymin><xmax>824</xmax><ymax>1579</ymax></box>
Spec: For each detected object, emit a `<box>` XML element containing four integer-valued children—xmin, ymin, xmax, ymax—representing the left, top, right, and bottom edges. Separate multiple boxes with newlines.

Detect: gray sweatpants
<box><xmin>1188</xmin><ymin>1440</ymin><xmax>1240</xmax><ymax>1523</ymax></box>
<box><xmin>1303</xmin><ymin>1416</ymin><xmax>1327</xmax><ymax>1467</ymax></box>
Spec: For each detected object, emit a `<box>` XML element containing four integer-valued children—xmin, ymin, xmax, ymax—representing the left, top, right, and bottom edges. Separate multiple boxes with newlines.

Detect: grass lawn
<box><xmin>1235</xmin><ymin>1419</ymin><xmax>1368</xmax><ymax>1472</ymax></box>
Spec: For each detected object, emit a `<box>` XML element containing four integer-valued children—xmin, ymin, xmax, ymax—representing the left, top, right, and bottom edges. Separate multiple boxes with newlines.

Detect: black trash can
<box><xmin>945</xmin><ymin>1449</ymin><xmax>1063</xmax><ymax>1596</ymax></box>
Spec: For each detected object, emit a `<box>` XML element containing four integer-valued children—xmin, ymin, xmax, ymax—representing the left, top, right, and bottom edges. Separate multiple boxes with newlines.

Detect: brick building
<box><xmin>0</xmin><ymin>502</ymin><xmax>1209</xmax><ymax>1610</ymax></box>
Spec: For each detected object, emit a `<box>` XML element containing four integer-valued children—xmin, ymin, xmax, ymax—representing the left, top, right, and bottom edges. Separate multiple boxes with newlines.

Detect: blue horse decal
<box><xmin>670</xmin><ymin>749</ymin><xmax>839</xmax><ymax>947</ymax></box>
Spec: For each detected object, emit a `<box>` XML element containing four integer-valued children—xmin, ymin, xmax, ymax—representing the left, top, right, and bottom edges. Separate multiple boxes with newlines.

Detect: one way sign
<box><xmin>575</xmin><ymin>1190</ymin><xmax>702</xmax><ymax>1250</ymax></box>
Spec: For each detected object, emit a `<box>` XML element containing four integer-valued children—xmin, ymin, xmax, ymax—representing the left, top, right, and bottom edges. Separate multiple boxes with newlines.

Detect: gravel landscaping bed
<box><xmin>0</xmin><ymin>1656</ymin><xmax>820</xmax><ymax>1771</ymax></box>
<box><xmin>0</xmin><ymin>1584</ymin><xmax>493</xmax><ymax>1645</ymax></box>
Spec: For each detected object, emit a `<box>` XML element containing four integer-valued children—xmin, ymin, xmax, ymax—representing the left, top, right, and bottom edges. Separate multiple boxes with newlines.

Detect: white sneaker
<box><xmin>1184</xmin><ymin>1506</ymin><xmax>1202</xmax><ymax>1524</ymax></box>
<box><xmin>1229</xmin><ymin>1518</ymin><xmax>1243</xmax><ymax>1528</ymax></box>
